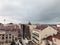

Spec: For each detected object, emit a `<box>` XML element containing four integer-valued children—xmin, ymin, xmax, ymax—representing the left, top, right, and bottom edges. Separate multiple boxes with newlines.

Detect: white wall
<box><xmin>52</xmin><ymin>38</ymin><xmax>60</xmax><ymax>45</ymax></box>
<box><xmin>41</xmin><ymin>26</ymin><xmax>57</xmax><ymax>39</ymax></box>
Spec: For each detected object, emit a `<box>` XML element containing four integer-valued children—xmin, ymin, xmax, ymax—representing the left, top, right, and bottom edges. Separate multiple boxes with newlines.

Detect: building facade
<box><xmin>0</xmin><ymin>24</ymin><xmax>20</xmax><ymax>45</ymax></box>
<box><xmin>21</xmin><ymin>24</ymin><xmax>31</xmax><ymax>40</ymax></box>
<box><xmin>31</xmin><ymin>25</ymin><xmax>58</xmax><ymax>45</ymax></box>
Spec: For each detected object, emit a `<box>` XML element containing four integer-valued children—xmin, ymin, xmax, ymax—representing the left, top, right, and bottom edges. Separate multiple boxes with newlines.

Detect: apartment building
<box><xmin>21</xmin><ymin>24</ymin><xmax>31</xmax><ymax>40</ymax></box>
<box><xmin>0</xmin><ymin>23</ymin><xmax>20</xmax><ymax>45</ymax></box>
<box><xmin>32</xmin><ymin>29</ymin><xmax>41</xmax><ymax>45</ymax></box>
<box><xmin>31</xmin><ymin>25</ymin><xmax>58</xmax><ymax>45</ymax></box>
<box><xmin>45</xmin><ymin>24</ymin><xmax>60</xmax><ymax>45</ymax></box>
<box><xmin>29</xmin><ymin>25</ymin><xmax>37</xmax><ymax>40</ymax></box>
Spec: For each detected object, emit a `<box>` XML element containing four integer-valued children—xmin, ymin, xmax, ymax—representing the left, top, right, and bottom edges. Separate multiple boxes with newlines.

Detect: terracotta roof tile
<box><xmin>47</xmin><ymin>36</ymin><xmax>52</xmax><ymax>41</ymax></box>
<box><xmin>50</xmin><ymin>25</ymin><xmax>60</xmax><ymax>32</ymax></box>
<box><xmin>35</xmin><ymin>25</ymin><xmax>48</xmax><ymax>30</ymax></box>
<box><xmin>0</xmin><ymin>25</ymin><xmax>20</xmax><ymax>30</ymax></box>
<box><xmin>53</xmin><ymin>33</ymin><xmax>60</xmax><ymax>39</ymax></box>
<box><xmin>47</xmin><ymin>33</ymin><xmax>60</xmax><ymax>41</ymax></box>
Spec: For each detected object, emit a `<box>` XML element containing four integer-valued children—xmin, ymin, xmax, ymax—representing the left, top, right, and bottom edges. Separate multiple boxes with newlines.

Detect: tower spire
<box><xmin>28</xmin><ymin>21</ymin><xmax>31</xmax><ymax>25</ymax></box>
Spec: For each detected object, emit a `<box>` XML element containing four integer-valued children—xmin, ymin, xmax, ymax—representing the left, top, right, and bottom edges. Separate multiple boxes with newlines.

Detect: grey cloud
<box><xmin>0</xmin><ymin>0</ymin><xmax>60</xmax><ymax>24</ymax></box>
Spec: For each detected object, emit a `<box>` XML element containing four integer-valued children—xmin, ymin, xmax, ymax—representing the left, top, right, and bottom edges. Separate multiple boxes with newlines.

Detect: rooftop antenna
<box><xmin>4</xmin><ymin>19</ymin><xmax>6</xmax><ymax>25</ymax></box>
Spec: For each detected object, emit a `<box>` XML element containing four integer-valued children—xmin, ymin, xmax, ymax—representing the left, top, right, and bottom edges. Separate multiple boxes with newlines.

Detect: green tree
<box><xmin>10</xmin><ymin>39</ymin><xmax>16</xmax><ymax>45</ymax></box>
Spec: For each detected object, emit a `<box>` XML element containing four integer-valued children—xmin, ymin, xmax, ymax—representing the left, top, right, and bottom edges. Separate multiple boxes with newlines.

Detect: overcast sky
<box><xmin>0</xmin><ymin>0</ymin><xmax>60</xmax><ymax>24</ymax></box>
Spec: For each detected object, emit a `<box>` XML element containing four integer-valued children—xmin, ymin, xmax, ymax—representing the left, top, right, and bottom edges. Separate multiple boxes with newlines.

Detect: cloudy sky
<box><xmin>0</xmin><ymin>0</ymin><xmax>60</xmax><ymax>24</ymax></box>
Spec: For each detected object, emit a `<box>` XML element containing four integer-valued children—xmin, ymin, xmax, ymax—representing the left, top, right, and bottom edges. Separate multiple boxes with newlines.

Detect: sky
<box><xmin>0</xmin><ymin>0</ymin><xmax>60</xmax><ymax>24</ymax></box>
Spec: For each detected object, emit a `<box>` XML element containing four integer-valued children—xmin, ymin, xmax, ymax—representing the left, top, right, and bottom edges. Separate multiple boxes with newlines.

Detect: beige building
<box><xmin>0</xmin><ymin>31</ymin><xmax>6</xmax><ymax>44</ymax></box>
<box><xmin>31</xmin><ymin>29</ymin><xmax>41</xmax><ymax>45</ymax></box>
<box><xmin>29</xmin><ymin>25</ymin><xmax>37</xmax><ymax>40</ymax></box>
<box><xmin>46</xmin><ymin>25</ymin><xmax>60</xmax><ymax>45</ymax></box>
<box><xmin>0</xmin><ymin>23</ymin><xmax>20</xmax><ymax>45</ymax></box>
<box><xmin>31</xmin><ymin>25</ymin><xmax>58</xmax><ymax>45</ymax></box>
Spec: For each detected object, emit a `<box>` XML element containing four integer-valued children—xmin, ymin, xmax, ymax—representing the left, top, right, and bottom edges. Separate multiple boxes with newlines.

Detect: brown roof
<box><xmin>50</xmin><ymin>25</ymin><xmax>60</xmax><ymax>32</ymax></box>
<box><xmin>35</xmin><ymin>24</ymin><xmax>60</xmax><ymax>32</ymax></box>
<box><xmin>47</xmin><ymin>36</ymin><xmax>52</xmax><ymax>41</ymax></box>
<box><xmin>53</xmin><ymin>33</ymin><xmax>60</xmax><ymax>39</ymax></box>
<box><xmin>35</xmin><ymin>25</ymin><xmax>48</xmax><ymax>30</ymax></box>
<box><xmin>0</xmin><ymin>25</ymin><xmax>20</xmax><ymax>30</ymax></box>
<box><xmin>47</xmin><ymin>33</ymin><xmax>60</xmax><ymax>41</ymax></box>
<box><xmin>35</xmin><ymin>24</ymin><xmax>60</xmax><ymax>41</ymax></box>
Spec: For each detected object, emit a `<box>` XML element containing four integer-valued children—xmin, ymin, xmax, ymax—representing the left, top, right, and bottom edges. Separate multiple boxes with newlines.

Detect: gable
<box><xmin>41</xmin><ymin>26</ymin><xmax>58</xmax><ymax>39</ymax></box>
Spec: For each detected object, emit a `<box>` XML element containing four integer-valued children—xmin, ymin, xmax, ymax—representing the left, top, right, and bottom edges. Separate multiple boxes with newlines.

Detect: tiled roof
<box><xmin>50</xmin><ymin>25</ymin><xmax>60</xmax><ymax>32</ymax></box>
<box><xmin>47</xmin><ymin>33</ymin><xmax>60</xmax><ymax>41</ymax></box>
<box><xmin>53</xmin><ymin>33</ymin><xmax>60</xmax><ymax>39</ymax></box>
<box><xmin>47</xmin><ymin>36</ymin><xmax>52</xmax><ymax>41</ymax></box>
<box><xmin>35</xmin><ymin>25</ymin><xmax>48</xmax><ymax>30</ymax></box>
<box><xmin>0</xmin><ymin>24</ymin><xmax>20</xmax><ymax>30</ymax></box>
<box><xmin>35</xmin><ymin>24</ymin><xmax>60</xmax><ymax>41</ymax></box>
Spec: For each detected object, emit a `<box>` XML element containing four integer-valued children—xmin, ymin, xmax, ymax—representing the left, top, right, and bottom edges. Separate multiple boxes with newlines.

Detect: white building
<box><xmin>31</xmin><ymin>26</ymin><xmax>58</xmax><ymax>45</ymax></box>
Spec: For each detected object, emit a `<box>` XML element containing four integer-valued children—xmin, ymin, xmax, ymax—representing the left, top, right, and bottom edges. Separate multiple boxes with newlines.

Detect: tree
<box><xmin>10</xmin><ymin>39</ymin><xmax>16</xmax><ymax>45</ymax></box>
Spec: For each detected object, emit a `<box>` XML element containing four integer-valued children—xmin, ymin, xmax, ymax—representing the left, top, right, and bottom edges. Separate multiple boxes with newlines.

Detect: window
<box><xmin>32</xmin><ymin>33</ymin><xmax>39</xmax><ymax>37</ymax></box>
<box><xmin>6</xmin><ymin>37</ymin><xmax>8</xmax><ymax>39</ymax></box>
<box><xmin>32</xmin><ymin>36</ymin><xmax>39</xmax><ymax>41</ymax></box>
<box><xmin>15</xmin><ymin>37</ymin><xmax>17</xmax><ymax>41</ymax></box>
<box><xmin>32</xmin><ymin>40</ymin><xmax>37</xmax><ymax>44</ymax></box>
<box><xmin>2</xmin><ymin>37</ymin><xmax>4</xmax><ymax>40</ymax></box>
<box><xmin>2</xmin><ymin>34</ymin><xmax>4</xmax><ymax>36</ymax></box>
<box><xmin>9</xmin><ymin>37</ymin><xmax>11</xmax><ymax>39</ymax></box>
